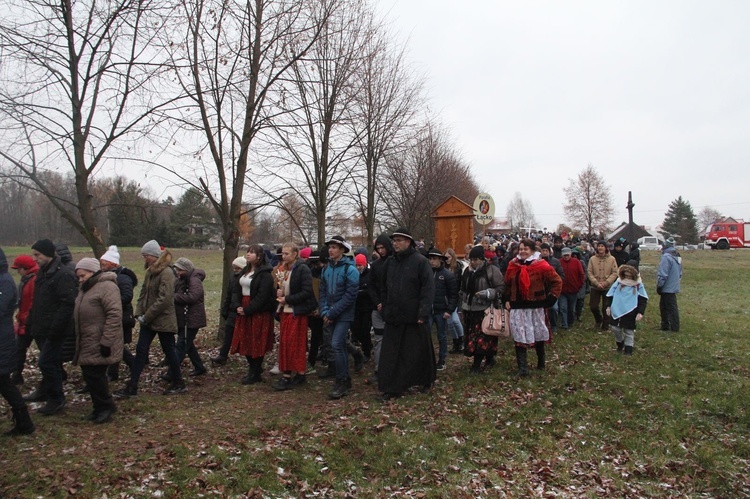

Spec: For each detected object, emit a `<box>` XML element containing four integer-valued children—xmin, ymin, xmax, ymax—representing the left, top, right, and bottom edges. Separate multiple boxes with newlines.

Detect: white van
<box><xmin>637</xmin><ymin>236</ymin><xmax>662</xmax><ymax>251</ymax></box>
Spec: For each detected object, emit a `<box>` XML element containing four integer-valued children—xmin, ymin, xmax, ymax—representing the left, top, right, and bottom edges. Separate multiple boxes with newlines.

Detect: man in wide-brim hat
<box><xmin>378</xmin><ymin>228</ymin><xmax>436</xmax><ymax>400</ymax></box>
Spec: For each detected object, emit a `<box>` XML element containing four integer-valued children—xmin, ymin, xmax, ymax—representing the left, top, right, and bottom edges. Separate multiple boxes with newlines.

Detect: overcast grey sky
<box><xmin>376</xmin><ymin>0</ymin><xmax>750</xmax><ymax>231</ymax></box>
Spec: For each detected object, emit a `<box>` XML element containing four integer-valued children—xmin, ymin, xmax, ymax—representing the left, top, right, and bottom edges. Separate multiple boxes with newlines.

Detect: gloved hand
<box><xmin>99</xmin><ymin>345</ymin><xmax>112</xmax><ymax>357</ymax></box>
<box><xmin>543</xmin><ymin>294</ymin><xmax>558</xmax><ymax>308</ymax></box>
<box><xmin>656</xmin><ymin>287</ymin><xmax>663</xmax><ymax>295</ymax></box>
<box><xmin>137</xmin><ymin>315</ymin><xmax>146</xmax><ymax>325</ymax></box>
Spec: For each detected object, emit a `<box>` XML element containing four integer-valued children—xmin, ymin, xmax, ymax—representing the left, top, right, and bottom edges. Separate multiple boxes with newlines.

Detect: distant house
<box><xmin>607</xmin><ymin>222</ymin><xmax>651</xmax><ymax>244</ymax></box>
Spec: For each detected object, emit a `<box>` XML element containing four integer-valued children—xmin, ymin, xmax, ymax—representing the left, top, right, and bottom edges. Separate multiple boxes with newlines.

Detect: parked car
<box><xmin>636</xmin><ymin>236</ymin><xmax>662</xmax><ymax>251</ymax></box>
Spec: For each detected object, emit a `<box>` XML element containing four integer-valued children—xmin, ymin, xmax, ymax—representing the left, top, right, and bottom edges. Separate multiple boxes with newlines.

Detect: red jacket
<box><xmin>16</xmin><ymin>266</ymin><xmax>38</xmax><ymax>335</ymax></box>
<box><xmin>560</xmin><ymin>257</ymin><xmax>585</xmax><ymax>294</ymax></box>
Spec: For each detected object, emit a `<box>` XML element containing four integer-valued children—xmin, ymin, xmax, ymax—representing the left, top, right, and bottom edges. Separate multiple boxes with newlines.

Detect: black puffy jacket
<box><xmin>28</xmin><ymin>256</ymin><xmax>77</xmax><ymax>339</ymax></box>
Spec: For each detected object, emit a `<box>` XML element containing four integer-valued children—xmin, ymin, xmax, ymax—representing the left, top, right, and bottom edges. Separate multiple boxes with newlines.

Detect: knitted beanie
<box><xmin>32</xmin><ymin>239</ymin><xmax>56</xmax><ymax>258</ymax></box>
<box><xmin>101</xmin><ymin>245</ymin><xmax>120</xmax><ymax>265</ymax></box>
<box><xmin>232</xmin><ymin>257</ymin><xmax>247</xmax><ymax>269</ymax></box>
<box><xmin>75</xmin><ymin>257</ymin><xmax>101</xmax><ymax>273</ymax></box>
<box><xmin>469</xmin><ymin>246</ymin><xmax>485</xmax><ymax>260</ymax></box>
<box><xmin>141</xmin><ymin>240</ymin><xmax>162</xmax><ymax>257</ymax></box>
<box><xmin>174</xmin><ymin>257</ymin><xmax>194</xmax><ymax>272</ymax></box>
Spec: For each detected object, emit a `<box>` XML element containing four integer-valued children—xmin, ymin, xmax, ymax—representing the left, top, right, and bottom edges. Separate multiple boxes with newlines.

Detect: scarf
<box><xmin>516</xmin><ymin>252</ymin><xmax>540</xmax><ymax>299</ymax></box>
<box><xmin>606</xmin><ymin>277</ymin><xmax>648</xmax><ymax>319</ymax></box>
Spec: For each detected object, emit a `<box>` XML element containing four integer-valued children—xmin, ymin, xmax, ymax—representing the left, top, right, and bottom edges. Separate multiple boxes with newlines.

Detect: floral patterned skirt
<box><xmin>464</xmin><ymin>310</ymin><xmax>498</xmax><ymax>356</ymax></box>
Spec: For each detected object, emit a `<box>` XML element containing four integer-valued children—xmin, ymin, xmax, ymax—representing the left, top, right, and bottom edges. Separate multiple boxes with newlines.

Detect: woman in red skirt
<box><xmin>231</xmin><ymin>245</ymin><xmax>276</xmax><ymax>384</ymax></box>
<box><xmin>273</xmin><ymin>243</ymin><xmax>317</xmax><ymax>390</ymax></box>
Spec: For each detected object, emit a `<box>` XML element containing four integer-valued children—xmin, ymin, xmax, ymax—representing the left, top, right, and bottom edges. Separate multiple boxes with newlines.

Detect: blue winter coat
<box><xmin>0</xmin><ymin>248</ymin><xmax>19</xmax><ymax>375</ymax></box>
<box><xmin>657</xmin><ymin>247</ymin><xmax>682</xmax><ymax>294</ymax></box>
<box><xmin>319</xmin><ymin>256</ymin><xmax>359</xmax><ymax>322</ymax></box>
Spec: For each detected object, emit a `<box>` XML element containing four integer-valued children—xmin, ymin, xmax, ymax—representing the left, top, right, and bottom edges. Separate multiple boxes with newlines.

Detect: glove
<box><xmin>656</xmin><ymin>287</ymin><xmax>663</xmax><ymax>295</ymax></box>
<box><xmin>137</xmin><ymin>315</ymin><xmax>146</xmax><ymax>325</ymax></box>
<box><xmin>542</xmin><ymin>294</ymin><xmax>558</xmax><ymax>308</ymax></box>
<box><xmin>99</xmin><ymin>345</ymin><xmax>112</xmax><ymax>358</ymax></box>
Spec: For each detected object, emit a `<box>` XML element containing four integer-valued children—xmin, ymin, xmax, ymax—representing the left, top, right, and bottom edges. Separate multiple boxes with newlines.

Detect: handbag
<box><xmin>481</xmin><ymin>302</ymin><xmax>509</xmax><ymax>337</ymax></box>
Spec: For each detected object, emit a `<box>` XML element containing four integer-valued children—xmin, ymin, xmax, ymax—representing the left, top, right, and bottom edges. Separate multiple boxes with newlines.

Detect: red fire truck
<box><xmin>704</xmin><ymin>219</ymin><xmax>750</xmax><ymax>249</ymax></box>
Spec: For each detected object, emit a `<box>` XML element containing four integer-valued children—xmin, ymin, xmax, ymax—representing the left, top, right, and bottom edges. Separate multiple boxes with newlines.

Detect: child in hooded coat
<box><xmin>605</xmin><ymin>265</ymin><xmax>648</xmax><ymax>355</ymax></box>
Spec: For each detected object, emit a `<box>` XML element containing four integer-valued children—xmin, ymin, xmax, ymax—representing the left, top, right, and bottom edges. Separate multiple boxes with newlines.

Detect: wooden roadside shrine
<box><xmin>431</xmin><ymin>196</ymin><xmax>475</xmax><ymax>257</ymax></box>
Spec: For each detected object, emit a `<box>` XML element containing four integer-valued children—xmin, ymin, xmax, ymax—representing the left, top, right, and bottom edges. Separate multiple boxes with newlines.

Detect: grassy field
<box><xmin>1</xmin><ymin>247</ymin><xmax>748</xmax><ymax>497</ymax></box>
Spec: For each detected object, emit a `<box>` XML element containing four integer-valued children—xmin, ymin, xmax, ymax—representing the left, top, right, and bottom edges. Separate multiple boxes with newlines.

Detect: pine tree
<box><xmin>661</xmin><ymin>196</ymin><xmax>699</xmax><ymax>243</ymax></box>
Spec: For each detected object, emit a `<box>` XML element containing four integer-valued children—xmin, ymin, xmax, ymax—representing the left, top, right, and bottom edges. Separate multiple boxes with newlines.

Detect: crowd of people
<box><xmin>0</xmin><ymin>229</ymin><xmax>682</xmax><ymax>435</ymax></box>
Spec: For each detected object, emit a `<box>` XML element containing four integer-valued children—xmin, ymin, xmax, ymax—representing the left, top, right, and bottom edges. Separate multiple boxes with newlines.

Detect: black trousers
<box><xmin>15</xmin><ymin>333</ymin><xmax>34</xmax><ymax>374</ymax></box>
<box><xmin>350</xmin><ymin>311</ymin><xmax>373</xmax><ymax>358</ymax></box>
<box><xmin>308</xmin><ymin>316</ymin><xmax>324</xmax><ymax>366</ymax></box>
<box><xmin>218</xmin><ymin>320</ymin><xmax>235</xmax><ymax>359</ymax></box>
<box><xmin>81</xmin><ymin>365</ymin><xmax>115</xmax><ymax>414</ymax></box>
<box><xmin>0</xmin><ymin>373</ymin><xmax>26</xmax><ymax>411</ymax></box>
<box><xmin>659</xmin><ymin>293</ymin><xmax>680</xmax><ymax>331</ymax></box>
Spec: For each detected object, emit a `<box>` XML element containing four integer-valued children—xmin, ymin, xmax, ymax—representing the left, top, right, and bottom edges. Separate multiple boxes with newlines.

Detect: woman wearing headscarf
<box><xmin>73</xmin><ymin>258</ymin><xmax>123</xmax><ymax>424</ymax></box>
<box><xmin>504</xmin><ymin>239</ymin><xmax>562</xmax><ymax>377</ymax></box>
<box><xmin>231</xmin><ymin>245</ymin><xmax>276</xmax><ymax>384</ymax></box>
<box><xmin>273</xmin><ymin>243</ymin><xmax>316</xmax><ymax>390</ymax></box>
<box><xmin>459</xmin><ymin>245</ymin><xmax>505</xmax><ymax>374</ymax></box>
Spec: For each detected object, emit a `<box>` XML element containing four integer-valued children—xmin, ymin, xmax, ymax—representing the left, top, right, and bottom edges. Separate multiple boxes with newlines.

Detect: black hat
<box><xmin>325</xmin><ymin>235</ymin><xmax>352</xmax><ymax>252</ymax></box>
<box><xmin>468</xmin><ymin>245</ymin><xmax>485</xmax><ymax>260</ymax></box>
<box><xmin>615</xmin><ymin>237</ymin><xmax>627</xmax><ymax>247</ymax></box>
<box><xmin>390</xmin><ymin>227</ymin><xmax>414</xmax><ymax>243</ymax></box>
<box><xmin>426</xmin><ymin>248</ymin><xmax>445</xmax><ymax>259</ymax></box>
<box><xmin>308</xmin><ymin>251</ymin><xmax>321</xmax><ymax>262</ymax></box>
<box><xmin>32</xmin><ymin>239</ymin><xmax>56</xmax><ymax>258</ymax></box>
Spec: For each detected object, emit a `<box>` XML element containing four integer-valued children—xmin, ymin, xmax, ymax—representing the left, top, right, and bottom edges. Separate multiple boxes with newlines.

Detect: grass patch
<box><xmin>2</xmin><ymin>248</ymin><xmax>750</xmax><ymax>496</ymax></box>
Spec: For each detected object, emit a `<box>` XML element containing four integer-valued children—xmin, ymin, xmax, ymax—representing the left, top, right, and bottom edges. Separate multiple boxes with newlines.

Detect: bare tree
<box><xmin>0</xmin><ymin>0</ymin><xmax>170</xmax><ymax>256</ymax></box>
<box><xmin>697</xmin><ymin>206</ymin><xmax>722</xmax><ymax>232</ymax></box>
<box><xmin>260</xmin><ymin>0</ymin><xmax>368</xmax><ymax>248</ymax></box>
<box><xmin>163</xmin><ymin>0</ymin><xmax>333</xmax><ymax>312</ymax></box>
<box><xmin>506</xmin><ymin>192</ymin><xmax>538</xmax><ymax>233</ymax></box>
<box><xmin>347</xmin><ymin>20</ymin><xmax>423</xmax><ymax>249</ymax></box>
<box><xmin>563</xmin><ymin>164</ymin><xmax>614</xmax><ymax>236</ymax></box>
<box><xmin>380</xmin><ymin>121</ymin><xmax>479</xmax><ymax>241</ymax></box>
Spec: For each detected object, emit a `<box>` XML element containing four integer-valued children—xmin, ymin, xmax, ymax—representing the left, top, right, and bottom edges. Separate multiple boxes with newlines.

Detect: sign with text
<box><xmin>473</xmin><ymin>193</ymin><xmax>495</xmax><ymax>224</ymax></box>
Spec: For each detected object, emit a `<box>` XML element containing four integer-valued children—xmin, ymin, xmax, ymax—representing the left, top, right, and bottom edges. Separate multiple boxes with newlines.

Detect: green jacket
<box><xmin>135</xmin><ymin>250</ymin><xmax>177</xmax><ymax>333</ymax></box>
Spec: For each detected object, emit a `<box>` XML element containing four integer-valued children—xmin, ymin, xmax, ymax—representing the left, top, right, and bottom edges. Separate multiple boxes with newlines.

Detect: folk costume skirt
<box><xmin>231</xmin><ymin>296</ymin><xmax>274</xmax><ymax>358</ymax></box>
<box><xmin>464</xmin><ymin>309</ymin><xmax>499</xmax><ymax>356</ymax></box>
<box><xmin>509</xmin><ymin>307</ymin><xmax>550</xmax><ymax>347</ymax></box>
<box><xmin>278</xmin><ymin>312</ymin><xmax>307</xmax><ymax>373</ymax></box>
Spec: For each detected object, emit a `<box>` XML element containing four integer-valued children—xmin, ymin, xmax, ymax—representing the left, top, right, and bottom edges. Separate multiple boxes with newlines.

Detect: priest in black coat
<box><xmin>378</xmin><ymin>228</ymin><xmax>436</xmax><ymax>400</ymax></box>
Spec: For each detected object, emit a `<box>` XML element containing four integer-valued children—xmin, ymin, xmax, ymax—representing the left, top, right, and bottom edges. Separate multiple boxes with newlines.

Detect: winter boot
<box><xmin>451</xmin><ymin>338</ymin><xmax>462</xmax><ymax>354</ymax></box>
<box><xmin>22</xmin><ymin>384</ymin><xmax>47</xmax><ymax>403</ymax></box>
<box><xmin>616</xmin><ymin>341</ymin><xmax>624</xmax><ymax>352</ymax></box>
<box><xmin>469</xmin><ymin>355</ymin><xmax>483</xmax><ymax>375</ymax></box>
<box><xmin>485</xmin><ymin>354</ymin><xmax>497</xmax><ymax>368</ymax></box>
<box><xmin>254</xmin><ymin>356</ymin><xmax>265</xmax><ymax>380</ymax></box>
<box><xmin>242</xmin><ymin>359</ymin><xmax>258</xmax><ymax>385</ymax></box>
<box><xmin>353</xmin><ymin>348</ymin><xmax>365</xmax><ymax>373</ymax></box>
<box><xmin>514</xmin><ymin>346</ymin><xmax>529</xmax><ymax>377</ymax></box>
<box><xmin>624</xmin><ymin>345</ymin><xmax>633</xmax><ymax>355</ymax></box>
<box><xmin>329</xmin><ymin>378</ymin><xmax>352</xmax><ymax>399</ymax></box>
<box><xmin>4</xmin><ymin>406</ymin><xmax>35</xmax><ymax>436</ymax></box>
<box><xmin>535</xmin><ymin>343</ymin><xmax>546</xmax><ymax>370</ymax></box>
